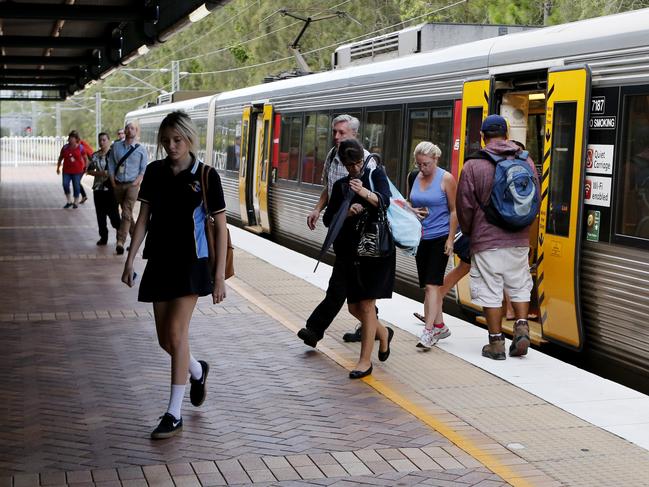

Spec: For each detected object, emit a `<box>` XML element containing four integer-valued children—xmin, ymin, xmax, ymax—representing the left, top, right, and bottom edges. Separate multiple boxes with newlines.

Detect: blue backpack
<box><xmin>470</xmin><ymin>149</ymin><xmax>540</xmax><ymax>231</ymax></box>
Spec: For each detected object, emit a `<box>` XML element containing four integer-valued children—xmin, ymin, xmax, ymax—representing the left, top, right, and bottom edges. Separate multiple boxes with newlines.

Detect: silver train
<box><xmin>127</xmin><ymin>8</ymin><xmax>649</xmax><ymax>380</ymax></box>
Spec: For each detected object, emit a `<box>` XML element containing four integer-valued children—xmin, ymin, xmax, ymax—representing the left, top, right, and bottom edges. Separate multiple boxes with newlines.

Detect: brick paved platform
<box><xmin>1</xmin><ymin>166</ymin><xmax>648</xmax><ymax>487</ymax></box>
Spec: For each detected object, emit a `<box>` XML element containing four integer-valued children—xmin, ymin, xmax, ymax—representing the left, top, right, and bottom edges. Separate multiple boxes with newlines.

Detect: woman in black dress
<box><xmin>323</xmin><ymin>139</ymin><xmax>395</xmax><ymax>379</ymax></box>
<box><xmin>122</xmin><ymin>111</ymin><xmax>228</xmax><ymax>439</ymax></box>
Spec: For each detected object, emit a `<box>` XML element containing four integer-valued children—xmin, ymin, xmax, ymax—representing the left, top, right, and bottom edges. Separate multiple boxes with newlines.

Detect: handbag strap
<box><xmin>201</xmin><ymin>163</ymin><xmax>210</xmax><ymax>216</ymax></box>
<box><xmin>366</xmin><ymin>166</ymin><xmax>387</xmax><ymax>220</ymax></box>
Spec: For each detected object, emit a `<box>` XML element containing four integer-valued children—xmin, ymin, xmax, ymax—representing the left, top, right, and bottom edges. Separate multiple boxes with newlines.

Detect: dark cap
<box><xmin>481</xmin><ymin>114</ymin><xmax>508</xmax><ymax>134</ymax></box>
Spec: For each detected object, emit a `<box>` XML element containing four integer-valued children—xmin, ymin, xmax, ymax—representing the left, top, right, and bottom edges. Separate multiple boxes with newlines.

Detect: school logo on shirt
<box><xmin>189</xmin><ymin>181</ymin><xmax>201</xmax><ymax>193</ymax></box>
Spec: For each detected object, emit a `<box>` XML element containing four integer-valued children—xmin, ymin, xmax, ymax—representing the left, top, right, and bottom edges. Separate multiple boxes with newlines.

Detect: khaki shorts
<box><xmin>470</xmin><ymin>247</ymin><xmax>533</xmax><ymax>308</ymax></box>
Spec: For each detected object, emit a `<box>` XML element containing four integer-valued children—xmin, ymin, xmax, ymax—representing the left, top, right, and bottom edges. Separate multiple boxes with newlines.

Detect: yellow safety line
<box><xmin>228</xmin><ymin>278</ymin><xmax>535</xmax><ymax>487</ymax></box>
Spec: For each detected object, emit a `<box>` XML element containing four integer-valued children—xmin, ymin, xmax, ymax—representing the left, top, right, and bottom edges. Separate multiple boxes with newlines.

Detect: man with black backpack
<box><xmin>456</xmin><ymin>115</ymin><xmax>540</xmax><ymax>360</ymax></box>
<box><xmin>108</xmin><ymin>122</ymin><xmax>148</xmax><ymax>255</ymax></box>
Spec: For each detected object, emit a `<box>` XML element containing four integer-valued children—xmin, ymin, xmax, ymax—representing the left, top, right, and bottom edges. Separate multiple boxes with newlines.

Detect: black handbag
<box><xmin>355</xmin><ymin>195</ymin><xmax>394</xmax><ymax>258</ymax></box>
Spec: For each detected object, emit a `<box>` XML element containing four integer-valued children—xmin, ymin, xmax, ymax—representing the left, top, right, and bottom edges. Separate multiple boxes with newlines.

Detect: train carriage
<box><xmin>126</xmin><ymin>8</ymin><xmax>649</xmax><ymax>379</ymax></box>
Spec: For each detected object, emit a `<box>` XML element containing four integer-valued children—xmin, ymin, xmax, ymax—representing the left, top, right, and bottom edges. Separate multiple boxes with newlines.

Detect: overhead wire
<box><xmin>175</xmin><ymin>0</ymin><xmax>354</xmax><ymax>63</ymax></box>
<box><xmin>184</xmin><ymin>0</ymin><xmax>468</xmax><ymax>76</ymax></box>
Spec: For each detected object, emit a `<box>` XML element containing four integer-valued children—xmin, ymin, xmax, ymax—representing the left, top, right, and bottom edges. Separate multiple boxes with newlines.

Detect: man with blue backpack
<box><xmin>456</xmin><ymin>115</ymin><xmax>540</xmax><ymax>360</ymax></box>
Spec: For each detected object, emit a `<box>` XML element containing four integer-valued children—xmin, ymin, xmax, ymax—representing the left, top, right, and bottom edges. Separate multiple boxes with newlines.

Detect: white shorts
<box><xmin>470</xmin><ymin>247</ymin><xmax>533</xmax><ymax>308</ymax></box>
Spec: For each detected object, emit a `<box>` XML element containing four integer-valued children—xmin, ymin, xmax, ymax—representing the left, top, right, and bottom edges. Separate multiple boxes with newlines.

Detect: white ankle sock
<box><xmin>167</xmin><ymin>384</ymin><xmax>185</xmax><ymax>419</ymax></box>
<box><xmin>489</xmin><ymin>333</ymin><xmax>502</xmax><ymax>338</ymax></box>
<box><xmin>189</xmin><ymin>355</ymin><xmax>202</xmax><ymax>380</ymax></box>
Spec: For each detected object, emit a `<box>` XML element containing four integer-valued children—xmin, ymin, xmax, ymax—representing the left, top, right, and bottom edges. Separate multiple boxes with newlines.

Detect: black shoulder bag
<box><xmin>355</xmin><ymin>166</ymin><xmax>394</xmax><ymax>258</ymax></box>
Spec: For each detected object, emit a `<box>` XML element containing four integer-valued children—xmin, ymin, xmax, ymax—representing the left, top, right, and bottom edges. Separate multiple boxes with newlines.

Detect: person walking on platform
<box><xmin>298</xmin><ymin>114</ymin><xmax>378</xmax><ymax>348</ymax></box>
<box><xmin>456</xmin><ymin>115</ymin><xmax>539</xmax><ymax>360</ymax></box>
<box><xmin>322</xmin><ymin>139</ymin><xmax>394</xmax><ymax>378</ymax></box>
<box><xmin>56</xmin><ymin>130</ymin><xmax>89</xmax><ymax>209</ymax></box>
<box><xmin>87</xmin><ymin>132</ymin><xmax>121</xmax><ymax>246</ymax></box>
<box><xmin>78</xmin><ymin>137</ymin><xmax>94</xmax><ymax>204</ymax></box>
<box><xmin>121</xmin><ymin>111</ymin><xmax>228</xmax><ymax>439</ymax></box>
<box><xmin>408</xmin><ymin>142</ymin><xmax>458</xmax><ymax>349</ymax></box>
<box><xmin>108</xmin><ymin>121</ymin><xmax>148</xmax><ymax>256</ymax></box>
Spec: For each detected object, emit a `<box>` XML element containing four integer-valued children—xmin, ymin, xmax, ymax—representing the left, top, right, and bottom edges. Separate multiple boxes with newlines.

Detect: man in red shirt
<box><xmin>56</xmin><ymin>130</ymin><xmax>89</xmax><ymax>209</ymax></box>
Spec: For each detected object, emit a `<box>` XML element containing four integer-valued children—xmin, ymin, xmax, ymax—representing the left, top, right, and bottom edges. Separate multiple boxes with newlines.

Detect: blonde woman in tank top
<box><xmin>409</xmin><ymin>142</ymin><xmax>458</xmax><ymax>349</ymax></box>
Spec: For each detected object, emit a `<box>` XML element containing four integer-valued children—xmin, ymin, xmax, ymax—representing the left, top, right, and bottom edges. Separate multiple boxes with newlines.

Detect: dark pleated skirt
<box><xmin>138</xmin><ymin>257</ymin><xmax>213</xmax><ymax>303</ymax></box>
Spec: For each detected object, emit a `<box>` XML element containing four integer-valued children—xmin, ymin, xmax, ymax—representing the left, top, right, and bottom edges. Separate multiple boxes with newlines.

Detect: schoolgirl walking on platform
<box><xmin>122</xmin><ymin>111</ymin><xmax>228</xmax><ymax>439</ymax></box>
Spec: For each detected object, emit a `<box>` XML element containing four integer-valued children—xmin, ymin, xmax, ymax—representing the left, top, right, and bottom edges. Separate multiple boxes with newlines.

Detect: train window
<box><xmin>617</xmin><ymin>94</ymin><xmax>649</xmax><ymax>239</ymax></box>
<box><xmin>407</xmin><ymin>110</ymin><xmax>429</xmax><ymax>170</ymax></box>
<box><xmin>302</xmin><ymin>113</ymin><xmax>317</xmax><ymax>184</ymax></box>
<box><xmin>407</xmin><ymin>107</ymin><xmax>453</xmax><ymax>175</ymax></box>
<box><xmin>464</xmin><ymin>107</ymin><xmax>483</xmax><ymax>159</ymax></box>
<box><xmin>195</xmin><ymin>119</ymin><xmax>207</xmax><ymax>163</ymax></box>
<box><xmin>314</xmin><ymin>113</ymin><xmax>330</xmax><ymax>184</ymax></box>
<box><xmin>278</xmin><ymin>114</ymin><xmax>301</xmax><ymax>181</ymax></box>
<box><xmin>431</xmin><ymin>108</ymin><xmax>452</xmax><ymax>170</ymax></box>
<box><xmin>546</xmin><ymin>102</ymin><xmax>577</xmax><ymax>237</ymax></box>
<box><xmin>213</xmin><ymin>116</ymin><xmax>241</xmax><ymax>171</ymax></box>
<box><xmin>366</xmin><ymin>110</ymin><xmax>402</xmax><ymax>182</ymax></box>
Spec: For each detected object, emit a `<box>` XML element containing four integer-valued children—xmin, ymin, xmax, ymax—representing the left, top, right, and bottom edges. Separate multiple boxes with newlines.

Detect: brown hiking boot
<box><xmin>509</xmin><ymin>319</ymin><xmax>530</xmax><ymax>357</ymax></box>
<box><xmin>482</xmin><ymin>334</ymin><xmax>506</xmax><ymax>360</ymax></box>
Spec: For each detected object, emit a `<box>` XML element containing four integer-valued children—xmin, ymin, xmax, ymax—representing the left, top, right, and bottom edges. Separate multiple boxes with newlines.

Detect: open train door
<box><xmin>238</xmin><ymin>106</ymin><xmax>253</xmax><ymax>224</ymax></box>
<box><xmin>251</xmin><ymin>104</ymin><xmax>273</xmax><ymax>234</ymax></box>
<box><xmin>537</xmin><ymin>66</ymin><xmax>590</xmax><ymax>350</ymax></box>
<box><xmin>456</xmin><ymin>77</ymin><xmax>492</xmax><ymax>311</ymax></box>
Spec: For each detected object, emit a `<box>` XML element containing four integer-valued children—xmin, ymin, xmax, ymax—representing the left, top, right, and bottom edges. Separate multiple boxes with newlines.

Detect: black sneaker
<box><xmin>190</xmin><ymin>360</ymin><xmax>209</xmax><ymax>407</ymax></box>
<box><xmin>150</xmin><ymin>413</ymin><xmax>182</xmax><ymax>440</ymax></box>
<box><xmin>297</xmin><ymin>328</ymin><xmax>319</xmax><ymax>348</ymax></box>
<box><xmin>116</xmin><ymin>244</ymin><xmax>124</xmax><ymax>255</ymax></box>
<box><xmin>72</xmin><ymin>203</ymin><xmax>78</xmax><ymax>209</ymax></box>
<box><xmin>96</xmin><ymin>238</ymin><xmax>108</xmax><ymax>246</ymax></box>
<box><xmin>63</xmin><ymin>203</ymin><xmax>73</xmax><ymax>209</ymax></box>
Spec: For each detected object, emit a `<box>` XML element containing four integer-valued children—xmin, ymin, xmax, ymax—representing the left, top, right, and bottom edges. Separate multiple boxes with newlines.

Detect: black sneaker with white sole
<box><xmin>150</xmin><ymin>413</ymin><xmax>182</xmax><ymax>439</ymax></box>
<box><xmin>190</xmin><ymin>360</ymin><xmax>209</xmax><ymax>406</ymax></box>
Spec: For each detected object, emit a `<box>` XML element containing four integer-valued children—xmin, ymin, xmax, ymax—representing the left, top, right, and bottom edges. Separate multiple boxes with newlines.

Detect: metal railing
<box><xmin>0</xmin><ymin>136</ymin><xmax>67</xmax><ymax>166</ymax></box>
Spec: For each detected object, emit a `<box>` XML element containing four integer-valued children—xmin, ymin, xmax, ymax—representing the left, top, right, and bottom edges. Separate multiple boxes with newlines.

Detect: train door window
<box><xmin>261</xmin><ymin>118</ymin><xmax>270</xmax><ymax>181</ymax></box>
<box><xmin>302</xmin><ymin>112</ymin><xmax>317</xmax><ymax>184</ymax></box>
<box><xmin>366</xmin><ymin>110</ymin><xmax>402</xmax><ymax>182</ymax></box>
<box><xmin>278</xmin><ymin>114</ymin><xmax>301</xmax><ymax>182</ymax></box>
<box><xmin>464</xmin><ymin>107</ymin><xmax>483</xmax><ymax>159</ymax></box>
<box><xmin>617</xmin><ymin>93</ymin><xmax>649</xmax><ymax>240</ymax></box>
<box><xmin>546</xmin><ymin>102</ymin><xmax>577</xmax><ymax>237</ymax></box>
<box><xmin>314</xmin><ymin>113</ymin><xmax>330</xmax><ymax>184</ymax></box>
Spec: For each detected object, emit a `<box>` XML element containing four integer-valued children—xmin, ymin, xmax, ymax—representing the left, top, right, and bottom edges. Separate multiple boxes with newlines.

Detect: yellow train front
<box><xmin>127</xmin><ymin>8</ymin><xmax>649</xmax><ymax>381</ymax></box>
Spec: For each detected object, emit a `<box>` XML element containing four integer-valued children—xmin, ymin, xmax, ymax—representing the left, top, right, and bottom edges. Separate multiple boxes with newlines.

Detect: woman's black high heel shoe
<box><xmin>378</xmin><ymin>327</ymin><xmax>394</xmax><ymax>362</ymax></box>
<box><xmin>349</xmin><ymin>364</ymin><xmax>373</xmax><ymax>379</ymax></box>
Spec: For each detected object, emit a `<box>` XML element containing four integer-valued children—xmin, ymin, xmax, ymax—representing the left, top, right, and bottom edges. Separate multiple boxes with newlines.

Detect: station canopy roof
<box><xmin>0</xmin><ymin>0</ymin><xmax>226</xmax><ymax>101</ymax></box>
